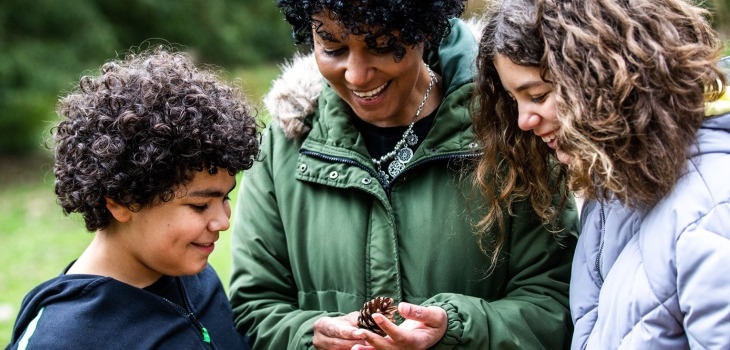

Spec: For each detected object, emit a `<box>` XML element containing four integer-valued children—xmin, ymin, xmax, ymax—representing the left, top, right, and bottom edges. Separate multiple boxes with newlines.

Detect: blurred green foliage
<box><xmin>708</xmin><ymin>0</ymin><xmax>730</xmax><ymax>36</ymax></box>
<box><xmin>0</xmin><ymin>0</ymin><xmax>295</xmax><ymax>155</ymax></box>
<box><xmin>0</xmin><ymin>0</ymin><xmax>728</xmax><ymax>155</ymax></box>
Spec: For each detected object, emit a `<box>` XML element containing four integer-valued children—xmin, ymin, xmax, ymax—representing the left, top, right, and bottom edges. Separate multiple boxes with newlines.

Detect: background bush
<box><xmin>0</xmin><ymin>0</ymin><xmax>295</xmax><ymax>155</ymax></box>
<box><xmin>0</xmin><ymin>0</ymin><xmax>728</xmax><ymax>155</ymax></box>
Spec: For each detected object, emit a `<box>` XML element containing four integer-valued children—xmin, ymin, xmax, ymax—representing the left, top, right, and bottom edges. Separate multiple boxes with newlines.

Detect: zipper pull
<box><xmin>201</xmin><ymin>327</ymin><xmax>211</xmax><ymax>343</ymax></box>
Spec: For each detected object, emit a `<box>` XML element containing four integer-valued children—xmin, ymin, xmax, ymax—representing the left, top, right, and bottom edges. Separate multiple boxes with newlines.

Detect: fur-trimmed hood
<box><xmin>263</xmin><ymin>17</ymin><xmax>487</xmax><ymax>140</ymax></box>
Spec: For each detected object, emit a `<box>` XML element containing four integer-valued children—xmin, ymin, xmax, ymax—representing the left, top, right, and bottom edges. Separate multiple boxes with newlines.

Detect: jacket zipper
<box><xmin>404</xmin><ymin>152</ymin><xmax>482</xmax><ymax>171</ymax></box>
<box><xmin>300</xmin><ymin>149</ymin><xmax>481</xmax><ymax>195</ymax></box>
<box><xmin>158</xmin><ymin>277</ymin><xmax>214</xmax><ymax>349</ymax></box>
<box><xmin>299</xmin><ymin>150</ymin><xmax>379</xmax><ymax>178</ymax></box>
<box><xmin>595</xmin><ymin>201</ymin><xmax>606</xmax><ymax>285</ymax></box>
<box><xmin>583</xmin><ymin>201</ymin><xmax>607</xmax><ymax>350</ymax></box>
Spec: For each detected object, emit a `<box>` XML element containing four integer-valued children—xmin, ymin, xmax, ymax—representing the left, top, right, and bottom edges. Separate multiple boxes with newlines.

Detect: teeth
<box><xmin>541</xmin><ymin>134</ymin><xmax>556</xmax><ymax>143</ymax></box>
<box><xmin>353</xmin><ymin>82</ymin><xmax>388</xmax><ymax>98</ymax></box>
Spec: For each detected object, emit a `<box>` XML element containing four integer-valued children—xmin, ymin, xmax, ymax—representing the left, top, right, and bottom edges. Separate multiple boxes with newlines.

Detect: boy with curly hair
<box><xmin>6</xmin><ymin>47</ymin><xmax>259</xmax><ymax>349</ymax></box>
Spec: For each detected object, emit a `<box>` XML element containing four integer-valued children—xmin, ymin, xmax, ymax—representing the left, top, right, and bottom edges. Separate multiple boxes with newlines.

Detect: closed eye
<box><xmin>190</xmin><ymin>204</ymin><xmax>209</xmax><ymax>212</ymax></box>
<box><xmin>321</xmin><ymin>47</ymin><xmax>346</xmax><ymax>57</ymax></box>
<box><xmin>531</xmin><ymin>92</ymin><xmax>549</xmax><ymax>103</ymax></box>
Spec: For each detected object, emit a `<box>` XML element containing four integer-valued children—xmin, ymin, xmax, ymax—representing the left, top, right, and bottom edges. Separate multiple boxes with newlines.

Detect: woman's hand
<box><xmin>313</xmin><ymin>311</ymin><xmax>368</xmax><ymax>350</ymax></box>
<box><xmin>350</xmin><ymin>302</ymin><xmax>448</xmax><ymax>350</ymax></box>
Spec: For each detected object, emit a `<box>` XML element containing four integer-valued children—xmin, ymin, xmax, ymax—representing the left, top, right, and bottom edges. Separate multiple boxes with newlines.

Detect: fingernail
<box><xmin>399</xmin><ymin>302</ymin><xmax>411</xmax><ymax>315</ymax></box>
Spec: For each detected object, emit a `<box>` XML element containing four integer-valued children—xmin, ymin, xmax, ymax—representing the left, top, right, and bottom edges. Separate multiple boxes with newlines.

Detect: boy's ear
<box><xmin>105</xmin><ymin>197</ymin><xmax>132</xmax><ymax>223</ymax></box>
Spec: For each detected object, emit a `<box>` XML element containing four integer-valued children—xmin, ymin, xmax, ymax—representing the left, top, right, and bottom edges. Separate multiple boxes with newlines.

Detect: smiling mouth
<box><xmin>353</xmin><ymin>81</ymin><xmax>389</xmax><ymax>99</ymax></box>
<box><xmin>541</xmin><ymin>133</ymin><xmax>557</xmax><ymax>143</ymax></box>
<box><xmin>192</xmin><ymin>242</ymin><xmax>214</xmax><ymax>248</ymax></box>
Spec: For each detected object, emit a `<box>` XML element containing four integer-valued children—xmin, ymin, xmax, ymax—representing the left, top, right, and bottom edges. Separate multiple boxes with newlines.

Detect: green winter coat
<box><xmin>230</xmin><ymin>19</ymin><xmax>579</xmax><ymax>349</ymax></box>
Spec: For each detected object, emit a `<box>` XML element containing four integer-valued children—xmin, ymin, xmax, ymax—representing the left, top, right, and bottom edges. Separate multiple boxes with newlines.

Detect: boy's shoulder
<box><xmin>8</xmin><ymin>273</ymin><xmax>116</xmax><ymax>348</ymax></box>
<box><xmin>9</xmin><ymin>266</ymin><xmax>227</xmax><ymax>349</ymax></box>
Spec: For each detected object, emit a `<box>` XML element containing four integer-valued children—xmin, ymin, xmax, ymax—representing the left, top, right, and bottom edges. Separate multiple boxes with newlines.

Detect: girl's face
<box><xmin>493</xmin><ymin>54</ymin><xmax>571</xmax><ymax>164</ymax></box>
<box><xmin>311</xmin><ymin>12</ymin><xmax>431</xmax><ymax>127</ymax></box>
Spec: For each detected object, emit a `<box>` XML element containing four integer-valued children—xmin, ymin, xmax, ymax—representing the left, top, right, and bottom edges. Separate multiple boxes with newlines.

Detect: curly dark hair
<box><xmin>472</xmin><ymin>0</ymin><xmax>570</xmax><ymax>267</ymax></box>
<box><xmin>53</xmin><ymin>47</ymin><xmax>260</xmax><ymax>232</ymax></box>
<box><xmin>276</xmin><ymin>0</ymin><xmax>466</xmax><ymax>61</ymax></box>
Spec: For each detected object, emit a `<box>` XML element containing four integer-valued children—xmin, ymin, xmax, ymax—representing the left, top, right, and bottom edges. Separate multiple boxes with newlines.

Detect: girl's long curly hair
<box><xmin>53</xmin><ymin>47</ymin><xmax>260</xmax><ymax>231</ymax></box>
<box><xmin>473</xmin><ymin>0</ymin><xmax>570</xmax><ymax>265</ymax></box>
<box><xmin>540</xmin><ymin>0</ymin><xmax>727</xmax><ymax>208</ymax></box>
<box><xmin>276</xmin><ymin>0</ymin><xmax>466</xmax><ymax>61</ymax></box>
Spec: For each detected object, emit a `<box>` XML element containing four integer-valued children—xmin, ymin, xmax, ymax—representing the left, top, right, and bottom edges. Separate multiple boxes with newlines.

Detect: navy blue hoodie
<box><xmin>6</xmin><ymin>264</ymin><xmax>248</xmax><ymax>349</ymax></box>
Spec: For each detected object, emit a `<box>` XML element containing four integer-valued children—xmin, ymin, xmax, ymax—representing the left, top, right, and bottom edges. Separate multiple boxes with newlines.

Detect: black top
<box><xmin>7</xmin><ymin>264</ymin><xmax>248</xmax><ymax>349</ymax></box>
<box><xmin>352</xmin><ymin>109</ymin><xmax>437</xmax><ymax>160</ymax></box>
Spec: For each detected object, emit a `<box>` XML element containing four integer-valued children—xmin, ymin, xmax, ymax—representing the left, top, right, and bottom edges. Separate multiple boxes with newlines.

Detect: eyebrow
<box><xmin>316</xmin><ymin>30</ymin><xmax>341</xmax><ymax>43</ymax></box>
<box><xmin>514</xmin><ymin>80</ymin><xmax>548</xmax><ymax>93</ymax></box>
<box><xmin>188</xmin><ymin>182</ymin><xmax>236</xmax><ymax>198</ymax></box>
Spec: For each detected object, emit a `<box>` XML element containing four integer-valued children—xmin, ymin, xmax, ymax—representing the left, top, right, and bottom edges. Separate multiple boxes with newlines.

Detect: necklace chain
<box><xmin>372</xmin><ymin>64</ymin><xmax>437</xmax><ymax>185</ymax></box>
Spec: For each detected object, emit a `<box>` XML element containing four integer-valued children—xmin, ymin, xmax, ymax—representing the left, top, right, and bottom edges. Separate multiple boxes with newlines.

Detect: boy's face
<box><xmin>117</xmin><ymin>170</ymin><xmax>236</xmax><ymax>282</ymax></box>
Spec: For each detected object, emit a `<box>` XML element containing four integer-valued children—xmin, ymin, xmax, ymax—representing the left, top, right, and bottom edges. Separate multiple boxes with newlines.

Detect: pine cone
<box><xmin>357</xmin><ymin>296</ymin><xmax>398</xmax><ymax>336</ymax></box>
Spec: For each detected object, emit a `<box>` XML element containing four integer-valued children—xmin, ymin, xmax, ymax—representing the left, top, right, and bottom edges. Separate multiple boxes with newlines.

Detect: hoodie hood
<box><xmin>705</xmin><ymin>56</ymin><xmax>730</xmax><ymax>117</ymax></box>
<box><xmin>696</xmin><ymin>56</ymin><xmax>730</xmax><ymax>158</ymax></box>
<box><xmin>706</xmin><ymin>89</ymin><xmax>730</xmax><ymax>117</ymax></box>
<box><xmin>263</xmin><ymin>17</ymin><xmax>487</xmax><ymax>140</ymax></box>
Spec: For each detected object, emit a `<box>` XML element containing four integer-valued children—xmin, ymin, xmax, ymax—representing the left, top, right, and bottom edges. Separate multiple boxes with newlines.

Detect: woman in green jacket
<box><xmin>229</xmin><ymin>1</ymin><xmax>579</xmax><ymax>349</ymax></box>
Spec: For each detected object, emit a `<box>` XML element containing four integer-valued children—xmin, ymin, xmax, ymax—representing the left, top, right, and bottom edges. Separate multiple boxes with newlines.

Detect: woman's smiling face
<box><xmin>493</xmin><ymin>54</ymin><xmax>571</xmax><ymax>164</ymax></box>
<box><xmin>311</xmin><ymin>12</ymin><xmax>429</xmax><ymax>127</ymax></box>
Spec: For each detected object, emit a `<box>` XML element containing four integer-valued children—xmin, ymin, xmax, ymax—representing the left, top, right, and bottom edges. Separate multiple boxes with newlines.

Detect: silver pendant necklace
<box><xmin>372</xmin><ymin>64</ymin><xmax>437</xmax><ymax>186</ymax></box>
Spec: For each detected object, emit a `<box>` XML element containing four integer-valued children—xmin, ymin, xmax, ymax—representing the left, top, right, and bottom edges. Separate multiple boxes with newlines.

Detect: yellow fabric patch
<box><xmin>706</xmin><ymin>89</ymin><xmax>730</xmax><ymax>117</ymax></box>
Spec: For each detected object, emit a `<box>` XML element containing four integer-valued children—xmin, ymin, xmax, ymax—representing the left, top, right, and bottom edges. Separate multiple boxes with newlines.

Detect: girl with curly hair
<box><xmin>6</xmin><ymin>47</ymin><xmax>260</xmax><ymax>349</ymax></box>
<box><xmin>228</xmin><ymin>0</ymin><xmax>579</xmax><ymax>349</ymax></box>
<box><xmin>474</xmin><ymin>0</ymin><xmax>730</xmax><ymax>348</ymax></box>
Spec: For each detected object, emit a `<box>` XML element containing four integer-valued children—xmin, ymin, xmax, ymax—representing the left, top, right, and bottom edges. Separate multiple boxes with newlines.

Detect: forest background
<box><xmin>1</xmin><ymin>0</ymin><xmax>728</xmax><ymax>345</ymax></box>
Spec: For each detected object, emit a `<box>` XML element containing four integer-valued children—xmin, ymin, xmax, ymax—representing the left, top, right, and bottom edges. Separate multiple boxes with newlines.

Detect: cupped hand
<box><xmin>350</xmin><ymin>302</ymin><xmax>448</xmax><ymax>350</ymax></box>
<box><xmin>312</xmin><ymin>311</ymin><xmax>368</xmax><ymax>350</ymax></box>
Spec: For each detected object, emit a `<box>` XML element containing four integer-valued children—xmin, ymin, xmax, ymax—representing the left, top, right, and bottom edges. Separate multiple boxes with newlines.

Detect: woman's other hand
<box><xmin>351</xmin><ymin>302</ymin><xmax>448</xmax><ymax>350</ymax></box>
<box><xmin>313</xmin><ymin>311</ymin><xmax>368</xmax><ymax>350</ymax></box>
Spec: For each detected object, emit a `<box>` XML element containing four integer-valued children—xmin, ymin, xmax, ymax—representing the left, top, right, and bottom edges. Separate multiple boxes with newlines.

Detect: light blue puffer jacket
<box><xmin>570</xmin><ymin>88</ymin><xmax>730</xmax><ymax>349</ymax></box>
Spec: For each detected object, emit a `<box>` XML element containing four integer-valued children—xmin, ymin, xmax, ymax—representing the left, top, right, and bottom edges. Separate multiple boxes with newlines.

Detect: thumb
<box><xmin>398</xmin><ymin>302</ymin><xmax>446</xmax><ymax>326</ymax></box>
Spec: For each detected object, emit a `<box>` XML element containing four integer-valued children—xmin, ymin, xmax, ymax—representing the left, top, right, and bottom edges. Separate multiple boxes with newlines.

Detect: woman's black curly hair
<box><xmin>53</xmin><ymin>46</ymin><xmax>260</xmax><ymax>232</ymax></box>
<box><xmin>277</xmin><ymin>0</ymin><xmax>466</xmax><ymax>61</ymax></box>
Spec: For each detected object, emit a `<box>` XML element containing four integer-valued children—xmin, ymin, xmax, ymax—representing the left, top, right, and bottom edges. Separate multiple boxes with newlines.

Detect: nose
<box><xmin>208</xmin><ymin>201</ymin><xmax>231</xmax><ymax>232</ymax></box>
<box><xmin>344</xmin><ymin>53</ymin><xmax>374</xmax><ymax>87</ymax></box>
<box><xmin>517</xmin><ymin>103</ymin><xmax>542</xmax><ymax>131</ymax></box>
